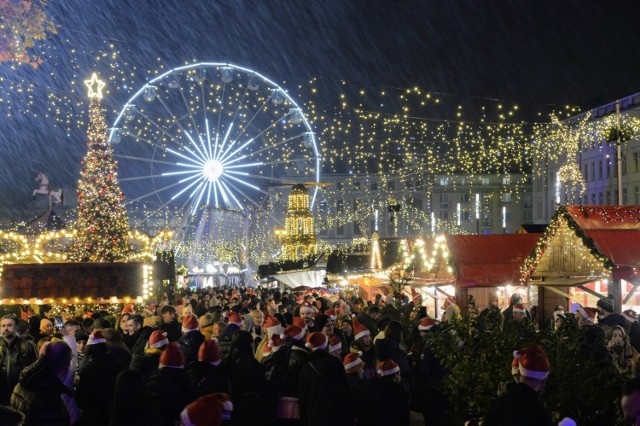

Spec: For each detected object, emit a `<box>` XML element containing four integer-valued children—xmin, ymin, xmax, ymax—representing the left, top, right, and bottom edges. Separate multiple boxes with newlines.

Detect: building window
<box><xmin>353</xmin><ymin>222</ymin><xmax>362</xmax><ymax>235</ymax></box>
<box><xmin>439</xmin><ymin>177</ymin><xmax>449</xmax><ymax>186</ymax></box>
<box><xmin>591</xmin><ymin>162</ymin><xmax>595</xmax><ymax>181</ymax></box>
<box><xmin>623</xmin><ymin>155</ymin><xmax>627</xmax><ymax>175</ymax></box>
<box><xmin>598</xmin><ymin>192</ymin><xmax>603</xmax><ymax>205</ymax></box>
<box><xmin>336</xmin><ymin>182</ymin><xmax>344</xmax><ymax>191</ymax></box>
<box><xmin>583</xmin><ymin>164</ymin><xmax>588</xmax><ymax>179</ymax></box>
<box><xmin>502</xmin><ymin>193</ymin><xmax>512</xmax><ymax>203</ymax></box>
<box><xmin>440</xmin><ymin>210</ymin><xmax>449</xmax><ymax>220</ymax></box>
<box><xmin>606</xmin><ymin>190</ymin><xmax>611</xmax><ymax>205</ymax></box>
<box><xmin>370</xmin><ymin>182</ymin><xmax>378</xmax><ymax>191</ymax></box>
<box><xmin>336</xmin><ymin>200</ymin><xmax>344</xmax><ymax>213</ymax></box>
<box><xmin>635</xmin><ymin>152</ymin><xmax>640</xmax><ymax>172</ymax></box>
<box><xmin>319</xmin><ymin>200</ymin><xmax>328</xmax><ymax>214</ymax></box>
<box><xmin>439</xmin><ymin>193</ymin><xmax>449</xmax><ymax>203</ymax></box>
<box><xmin>591</xmin><ymin>193</ymin><xmax>596</xmax><ymax>204</ymax></box>
<box><xmin>523</xmin><ymin>193</ymin><xmax>532</xmax><ymax>208</ymax></box>
<box><xmin>624</xmin><ymin>188</ymin><xmax>628</xmax><ymax>205</ymax></box>
<box><xmin>636</xmin><ymin>186</ymin><xmax>639</xmax><ymax>204</ymax></box>
<box><xmin>502</xmin><ymin>176</ymin><xmax>511</xmax><ymax>185</ymax></box>
<box><xmin>482</xmin><ymin>177</ymin><xmax>490</xmax><ymax>185</ymax></box>
<box><xmin>598</xmin><ymin>160</ymin><xmax>603</xmax><ymax>179</ymax></box>
<box><xmin>336</xmin><ymin>224</ymin><xmax>344</xmax><ymax>235</ymax></box>
<box><xmin>412</xmin><ymin>198</ymin><xmax>423</xmax><ymax>211</ymax></box>
<box><xmin>505</xmin><ymin>212</ymin><xmax>512</xmax><ymax>223</ymax></box>
<box><xmin>462</xmin><ymin>193</ymin><xmax>470</xmax><ymax>203</ymax></box>
<box><xmin>387</xmin><ymin>181</ymin><xmax>395</xmax><ymax>191</ymax></box>
<box><xmin>463</xmin><ymin>212</ymin><xmax>472</xmax><ymax>221</ymax></box>
<box><xmin>354</xmin><ymin>181</ymin><xmax>361</xmax><ymax>190</ymax></box>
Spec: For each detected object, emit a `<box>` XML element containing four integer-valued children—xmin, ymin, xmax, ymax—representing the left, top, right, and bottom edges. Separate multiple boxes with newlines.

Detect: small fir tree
<box><xmin>68</xmin><ymin>74</ymin><xmax>130</xmax><ymax>262</ymax></box>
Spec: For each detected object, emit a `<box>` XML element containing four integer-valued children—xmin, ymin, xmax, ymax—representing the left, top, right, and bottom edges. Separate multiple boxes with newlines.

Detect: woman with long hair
<box><xmin>607</xmin><ymin>325</ymin><xmax>640</xmax><ymax>377</ymax></box>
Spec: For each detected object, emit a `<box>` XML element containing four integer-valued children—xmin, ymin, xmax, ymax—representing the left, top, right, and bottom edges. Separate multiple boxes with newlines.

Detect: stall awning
<box><xmin>446</xmin><ymin>234</ymin><xmax>542</xmax><ymax>287</ymax></box>
<box><xmin>273</xmin><ymin>269</ymin><xmax>324</xmax><ymax>289</ymax></box>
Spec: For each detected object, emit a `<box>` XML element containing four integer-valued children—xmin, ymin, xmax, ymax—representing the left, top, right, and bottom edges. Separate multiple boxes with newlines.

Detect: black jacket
<box><xmin>76</xmin><ymin>351</ymin><xmax>126</xmax><ymax>426</ymax></box>
<box><xmin>147</xmin><ymin>367</ymin><xmax>195</xmax><ymax>426</ymax></box>
<box><xmin>356</xmin><ymin>377</ymin><xmax>409</xmax><ymax>426</ymax></box>
<box><xmin>374</xmin><ymin>337</ymin><xmax>411</xmax><ymax>389</ymax></box>
<box><xmin>485</xmin><ymin>382</ymin><xmax>553</xmax><ymax>426</ymax></box>
<box><xmin>129</xmin><ymin>326</ymin><xmax>155</xmax><ymax>356</ymax></box>
<box><xmin>0</xmin><ymin>336</ymin><xmax>38</xmax><ymax>404</ymax></box>
<box><xmin>186</xmin><ymin>360</ymin><xmax>230</xmax><ymax>398</ymax></box>
<box><xmin>177</xmin><ymin>330</ymin><xmax>205</xmax><ymax>367</ymax></box>
<box><xmin>11</xmin><ymin>358</ymin><xmax>71</xmax><ymax>426</ymax></box>
<box><xmin>160</xmin><ymin>320</ymin><xmax>182</xmax><ymax>342</ymax></box>
<box><xmin>299</xmin><ymin>350</ymin><xmax>352</xmax><ymax>426</ymax></box>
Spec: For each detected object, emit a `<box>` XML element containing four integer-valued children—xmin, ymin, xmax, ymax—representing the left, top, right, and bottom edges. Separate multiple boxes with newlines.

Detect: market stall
<box><xmin>522</xmin><ymin>205</ymin><xmax>640</xmax><ymax>325</ymax></box>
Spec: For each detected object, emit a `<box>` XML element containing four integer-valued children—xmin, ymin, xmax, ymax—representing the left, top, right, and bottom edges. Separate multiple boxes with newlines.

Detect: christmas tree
<box><xmin>68</xmin><ymin>73</ymin><xmax>131</xmax><ymax>262</ymax></box>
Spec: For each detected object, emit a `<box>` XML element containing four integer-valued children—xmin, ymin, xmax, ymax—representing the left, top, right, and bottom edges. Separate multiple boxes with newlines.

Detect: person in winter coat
<box><xmin>146</xmin><ymin>342</ymin><xmax>195</xmax><ymax>426</ymax></box>
<box><xmin>186</xmin><ymin>339</ymin><xmax>230</xmax><ymax>398</ymax></box>
<box><xmin>374</xmin><ymin>320</ymin><xmax>411</xmax><ymax>394</ymax></box>
<box><xmin>350</xmin><ymin>316</ymin><xmax>377</xmax><ymax>380</ymax></box>
<box><xmin>130</xmin><ymin>330</ymin><xmax>169</xmax><ymax>381</ymax></box>
<box><xmin>0</xmin><ymin>314</ymin><xmax>38</xmax><ymax>405</ymax></box>
<box><xmin>178</xmin><ymin>315</ymin><xmax>205</xmax><ymax>367</ymax></box>
<box><xmin>355</xmin><ymin>359</ymin><xmax>410</xmax><ymax>426</ymax></box>
<box><xmin>159</xmin><ymin>305</ymin><xmax>182</xmax><ymax>342</ymax></box>
<box><xmin>10</xmin><ymin>340</ymin><xmax>72</xmax><ymax>426</ymax></box>
<box><xmin>108</xmin><ymin>369</ymin><xmax>160</xmax><ymax>426</ymax></box>
<box><xmin>298</xmin><ymin>332</ymin><xmax>352</xmax><ymax>426</ymax></box>
<box><xmin>76</xmin><ymin>331</ymin><xmax>127</xmax><ymax>426</ymax></box>
<box><xmin>225</xmin><ymin>330</ymin><xmax>274</xmax><ymax>426</ymax></box>
<box><xmin>125</xmin><ymin>314</ymin><xmax>154</xmax><ymax>356</ymax></box>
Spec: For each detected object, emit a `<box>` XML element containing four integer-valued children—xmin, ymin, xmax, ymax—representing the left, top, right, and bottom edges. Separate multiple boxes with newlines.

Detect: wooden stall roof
<box><xmin>446</xmin><ymin>234</ymin><xmax>542</xmax><ymax>287</ymax></box>
<box><xmin>523</xmin><ymin>205</ymin><xmax>640</xmax><ymax>285</ymax></box>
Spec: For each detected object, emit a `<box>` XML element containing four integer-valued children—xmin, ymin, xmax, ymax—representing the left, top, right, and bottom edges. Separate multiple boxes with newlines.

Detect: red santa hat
<box><xmin>87</xmin><ymin>330</ymin><xmax>106</xmax><ymax>346</ymax></box>
<box><xmin>180</xmin><ymin>393</ymin><xmax>233</xmax><ymax>426</ymax></box>
<box><xmin>144</xmin><ymin>303</ymin><xmax>156</xmax><ymax>316</ymax></box>
<box><xmin>329</xmin><ymin>335</ymin><xmax>342</xmax><ymax>354</ymax></box>
<box><xmin>418</xmin><ymin>317</ymin><xmax>437</xmax><ymax>331</ymax></box>
<box><xmin>296</xmin><ymin>294</ymin><xmax>304</xmax><ymax>304</ymax></box>
<box><xmin>263</xmin><ymin>315</ymin><xmax>284</xmax><ymax>338</ymax></box>
<box><xmin>305</xmin><ymin>332</ymin><xmax>328</xmax><ymax>351</ymax></box>
<box><xmin>624</xmin><ymin>309</ymin><xmax>638</xmax><ymax>323</ymax></box>
<box><xmin>182</xmin><ymin>315</ymin><xmax>200</xmax><ymax>333</ymax></box>
<box><xmin>578</xmin><ymin>306</ymin><xmax>597</xmax><ymax>322</ymax></box>
<box><xmin>198</xmin><ymin>339</ymin><xmax>222</xmax><ymax>366</ymax></box>
<box><xmin>511</xmin><ymin>357</ymin><xmax>520</xmax><ymax>376</ymax></box>
<box><xmin>513</xmin><ymin>344</ymin><xmax>550</xmax><ymax>380</ymax></box>
<box><xmin>227</xmin><ymin>312</ymin><xmax>243</xmax><ymax>327</ymax></box>
<box><xmin>299</xmin><ymin>302</ymin><xmax>314</xmax><ymax>314</ymax></box>
<box><xmin>324</xmin><ymin>309</ymin><xmax>337</xmax><ymax>320</ymax></box>
<box><xmin>267</xmin><ymin>333</ymin><xmax>285</xmax><ymax>353</ymax></box>
<box><xmin>284</xmin><ymin>325</ymin><xmax>305</xmax><ymax>341</ymax></box>
<box><xmin>352</xmin><ymin>315</ymin><xmax>371</xmax><ymax>341</ymax></box>
<box><xmin>159</xmin><ymin>342</ymin><xmax>185</xmax><ymax>369</ymax></box>
<box><xmin>377</xmin><ymin>359</ymin><xmax>400</xmax><ymax>377</ymax></box>
<box><xmin>148</xmin><ymin>330</ymin><xmax>169</xmax><ymax>349</ymax></box>
<box><xmin>292</xmin><ymin>316</ymin><xmax>307</xmax><ymax>329</ymax></box>
<box><xmin>343</xmin><ymin>352</ymin><xmax>364</xmax><ymax>374</ymax></box>
<box><xmin>513</xmin><ymin>303</ymin><xmax>526</xmax><ymax>313</ymax></box>
<box><xmin>121</xmin><ymin>304</ymin><xmax>135</xmax><ymax>315</ymax></box>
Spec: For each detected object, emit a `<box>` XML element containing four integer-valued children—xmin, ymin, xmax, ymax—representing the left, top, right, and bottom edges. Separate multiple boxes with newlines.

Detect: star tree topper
<box><xmin>84</xmin><ymin>73</ymin><xmax>105</xmax><ymax>99</ymax></box>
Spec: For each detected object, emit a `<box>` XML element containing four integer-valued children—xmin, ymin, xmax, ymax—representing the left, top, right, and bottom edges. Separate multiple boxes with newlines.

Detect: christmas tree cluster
<box><xmin>68</xmin><ymin>76</ymin><xmax>130</xmax><ymax>262</ymax></box>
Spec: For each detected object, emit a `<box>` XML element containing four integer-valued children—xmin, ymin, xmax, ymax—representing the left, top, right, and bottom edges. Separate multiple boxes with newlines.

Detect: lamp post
<box><xmin>616</xmin><ymin>100</ymin><xmax>623</xmax><ymax>206</ymax></box>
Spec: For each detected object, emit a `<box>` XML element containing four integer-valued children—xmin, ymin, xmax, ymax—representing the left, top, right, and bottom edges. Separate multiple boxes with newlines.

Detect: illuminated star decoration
<box><xmin>163</xmin><ymin>121</ymin><xmax>264</xmax><ymax>214</ymax></box>
<box><xmin>84</xmin><ymin>73</ymin><xmax>105</xmax><ymax>99</ymax></box>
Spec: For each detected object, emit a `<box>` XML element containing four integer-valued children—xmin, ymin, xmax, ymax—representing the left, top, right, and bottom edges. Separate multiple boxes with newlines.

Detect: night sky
<box><xmin>2</xmin><ymin>0</ymin><xmax>640</xmax><ymax>210</ymax></box>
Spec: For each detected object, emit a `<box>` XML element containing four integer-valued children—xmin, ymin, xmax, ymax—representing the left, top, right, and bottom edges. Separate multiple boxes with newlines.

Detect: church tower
<box><xmin>282</xmin><ymin>184</ymin><xmax>316</xmax><ymax>260</ymax></box>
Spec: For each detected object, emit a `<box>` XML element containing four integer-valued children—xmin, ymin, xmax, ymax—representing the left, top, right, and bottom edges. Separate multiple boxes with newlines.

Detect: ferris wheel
<box><xmin>109</xmin><ymin>63</ymin><xmax>321</xmax><ymax>222</ymax></box>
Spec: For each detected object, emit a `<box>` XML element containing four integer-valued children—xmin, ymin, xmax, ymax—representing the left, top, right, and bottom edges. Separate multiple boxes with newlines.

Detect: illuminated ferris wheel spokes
<box><xmin>110</xmin><ymin>62</ymin><xmax>321</xmax><ymax>220</ymax></box>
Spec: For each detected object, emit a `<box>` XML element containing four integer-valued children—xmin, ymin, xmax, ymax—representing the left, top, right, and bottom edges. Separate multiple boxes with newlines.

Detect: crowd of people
<box><xmin>0</xmin><ymin>286</ymin><xmax>639</xmax><ymax>425</ymax></box>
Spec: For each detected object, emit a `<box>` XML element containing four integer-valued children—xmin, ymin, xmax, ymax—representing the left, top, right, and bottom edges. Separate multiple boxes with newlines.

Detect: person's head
<box><xmin>118</xmin><ymin>313</ymin><xmax>130</xmax><ymax>332</ymax></box>
<box><xmin>75</xmin><ymin>330</ymin><xmax>89</xmax><ymax>354</ymax></box>
<box><xmin>250</xmin><ymin>310</ymin><xmax>264</xmax><ymax>327</ymax></box>
<box><xmin>126</xmin><ymin>314</ymin><xmax>144</xmax><ymax>335</ymax></box>
<box><xmin>212</xmin><ymin>322</ymin><xmax>226</xmax><ymax>338</ymax></box>
<box><xmin>353</xmin><ymin>317</ymin><xmax>372</xmax><ymax>350</ymax></box>
<box><xmin>367</xmin><ymin>306</ymin><xmax>381</xmax><ymax>321</ymax></box>
<box><xmin>513</xmin><ymin>344</ymin><xmax>549</xmax><ymax>392</ymax></box>
<box><xmin>1</xmin><ymin>314</ymin><xmax>19</xmax><ymax>342</ymax></box>
<box><xmin>384</xmin><ymin>320</ymin><xmax>403</xmax><ymax>342</ymax></box>
<box><xmin>299</xmin><ymin>303</ymin><xmax>314</xmax><ymax>322</ymax></box>
<box><xmin>489</xmin><ymin>293</ymin><xmax>499</xmax><ymax>307</ymax></box>
<box><xmin>512</xmin><ymin>303</ymin><xmax>526</xmax><ymax>322</ymax></box>
<box><xmin>82</xmin><ymin>317</ymin><xmax>94</xmax><ymax>332</ymax></box>
<box><xmin>64</xmin><ymin>319</ymin><xmax>80</xmax><ymax>336</ymax></box>
<box><xmin>337</xmin><ymin>315</ymin><xmax>352</xmax><ymax>336</ymax></box>
<box><xmin>43</xmin><ymin>340</ymin><xmax>72</xmax><ymax>379</ymax></box>
<box><xmin>305</xmin><ymin>332</ymin><xmax>329</xmax><ymax>352</ymax></box>
<box><xmin>315</xmin><ymin>315</ymin><xmax>334</xmax><ymax>336</ymax></box>
<box><xmin>16</xmin><ymin>319</ymin><xmax>31</xmax><ymax>339</ymax></box>
<box><xmin>608</xmin><ymin>325</ymin><xmax>627</xmax><ymax>348</ymax></box>
<box><xmin>40</xmin><ymin>318</ymin><xmax>53</xmax><ymax>336</ymax></box>
<box><xmin>0</xmin><ymin>404</ymin><xmax>24</xmax><ymax>426</ymax></box>
<box><xmin>39</xmin><ymin>304</ymin><xmax>52</xmax><ymax>318</ymax></box>
<box><xmin>622</xmin><ymin>376</ymin><xmax>640</xmax><ymax>425</ymax></box>
<box><xmin>377</xmin><ymin>359</ymin><xmax>401</xmax><ymax>384</ymax></box>
<box><xmin>577</xmin><ymin>306</ymin><xmax>597</xmax><ymax>328</ymax></box>
<box><xmin>417</xmin><ymin>317</ymin><xmax>437</xmax><ymax>337</ymax></box>
<box><xmin>597</xmin><ymin>295</ymin><xmax>615</xmax><ymax>319</ymax></box>
<box><xmin>160</xmin><ymin>305</ymin><xmax>177</xmax><ymax>324</ymax></box>
<box><xmin>230</xmin><ymin>330</ymin><xmax>254</xmax><ymax>357</ymax></box>
<box><xmin>343</xmin><ymin>352</ymin><xmax>364</xmax><ymax>379</ymax></box>
<box><xmin>510</xmin><ymin>293</ymin><xmax>522</xmax><ymax>306</ymax></box>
